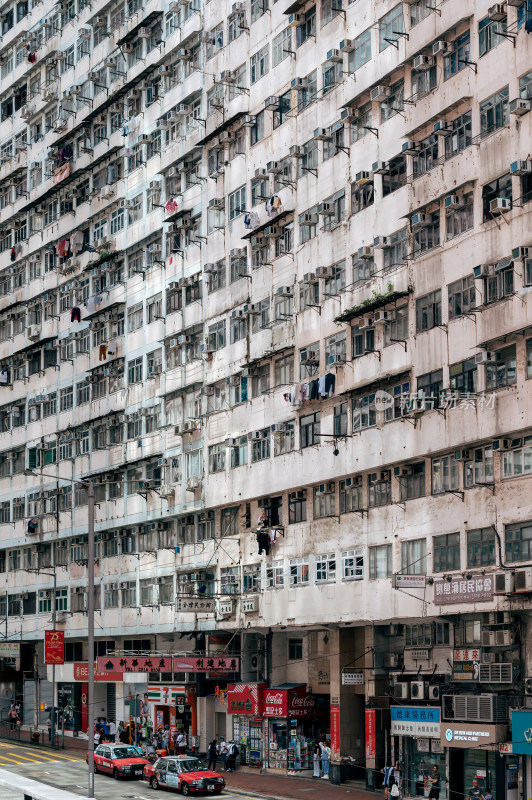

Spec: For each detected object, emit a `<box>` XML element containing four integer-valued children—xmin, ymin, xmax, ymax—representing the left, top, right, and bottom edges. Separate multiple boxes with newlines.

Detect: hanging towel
<box><xmin>70</xmin><ymin>230</ymin><xmax>84</xmax><ymax>253</ymax></box>
<box><xmin>99</xmin><ymin>344</ymin><xmax>107</xmax><ymax>361</ymax></box>
<box><xmin>325</xmin><ymin>372</ymin><xmax>336</xmax><ymax>396</ymax></box>
<box><xmin>318</xmin><ymin>375</ymin><xmax>326</xmax><ymax>398</ymax></box>
<box><xmin>71</xmin><ymin>307</ymin><xmax>81</xmax><ymax>322</ymax></box>
<box><xmin>107</xmin><ymin>339</ymin><xmax>117</xmax><ymax>355</ymax></box>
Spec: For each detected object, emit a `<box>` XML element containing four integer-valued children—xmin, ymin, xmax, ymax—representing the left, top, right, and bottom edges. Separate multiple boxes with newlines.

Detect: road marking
<box><xmin>0</xmin><ymin>755</ymin><xmax>35</xmax><ymax>764</ymax></box>
<box><xmin>5</xmin><ymin>752</ymin><xmax>45</xmax><ymax>762</ymax></box>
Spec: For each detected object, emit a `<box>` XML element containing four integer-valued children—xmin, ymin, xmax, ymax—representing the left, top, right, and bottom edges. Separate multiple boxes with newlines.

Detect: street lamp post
<box><xmin>87</xmin><ymin>480</ymin><xmax>95</xmax><ymax>799</ymax></box>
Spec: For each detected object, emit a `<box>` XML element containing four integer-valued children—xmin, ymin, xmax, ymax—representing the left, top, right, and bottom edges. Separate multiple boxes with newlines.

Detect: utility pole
<box><xmin>87</xmin><ymin>480</ymin><xmax>95</xmax><ymax>799</ymax></box>
<box><xmin>50</xmin><ymin>571</ymin><xmax>57</xmax><ymax>748</ymax></box>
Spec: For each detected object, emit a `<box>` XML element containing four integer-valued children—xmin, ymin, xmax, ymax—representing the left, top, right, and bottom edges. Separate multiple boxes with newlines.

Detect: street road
<box><xmin>0</xmin><ymin>742</ymin><xmax>260</xmax><ymax>800</ymax></box>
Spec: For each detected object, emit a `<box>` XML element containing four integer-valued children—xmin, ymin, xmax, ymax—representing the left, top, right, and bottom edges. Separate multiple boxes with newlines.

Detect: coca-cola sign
<box><xmin>262</xmin><ymin>685</ymin><xmax>310</xmax><ymax>718</ymax></box>
<box><xmin>263</xmin><ymin>690</ymin><xmax>288</xmax><ymax>717</ymax></box>
<box><xmin>289</xmin><ymin>693</ymin><xmax>316</xmax><ymax>717</ymax></box>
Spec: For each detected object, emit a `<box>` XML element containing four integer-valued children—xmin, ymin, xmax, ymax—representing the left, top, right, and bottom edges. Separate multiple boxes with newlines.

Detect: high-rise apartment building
<box><xmin>0</xmin><ymin>0</ymin><xmax>531</xmax><ymax>793</ymax></box>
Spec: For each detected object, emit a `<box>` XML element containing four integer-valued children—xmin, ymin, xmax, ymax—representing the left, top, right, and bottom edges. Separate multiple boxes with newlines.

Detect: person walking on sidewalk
<box><xmin>226</xmin><ymin>741</ymin><xmax>239</xmax><ymax>772</ymax></box>
<box><xmin>219</xmin><ymin>739</ymin><xmax>229</xmax><ymax>769</ymax></box>
<box><xmin>320</xmin><ymin>738</ymin><xmax>331</xmax><ymax>779</ymax></box>
<box><xmin>208</xmin><ymin>739</ymin><xmax>218</xmax><ymax>771</ymax></box>
<box><xmin>313</xmin><ymin>740</ymin><xmax>322</xmax><ymax>778</ymax></box>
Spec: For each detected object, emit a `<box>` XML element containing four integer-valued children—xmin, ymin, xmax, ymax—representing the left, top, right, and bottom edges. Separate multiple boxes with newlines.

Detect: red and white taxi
<box><xmin>87</xmin><ymin>744</ymin><xmax>150</xmax><ymax>779</ymax></box>
<box><xmin>144</xmin><ymin>756</ymin><xmax>225</xmax><ymax>795</ymax></box>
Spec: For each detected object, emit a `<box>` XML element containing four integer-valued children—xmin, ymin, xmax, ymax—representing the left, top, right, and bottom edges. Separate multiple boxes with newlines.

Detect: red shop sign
<box><xmin>365</xmin><ymin>708</ymin><xmax>376</xmax><ymax>758</ymax></box>
<box><xmin>227</xmin><ymin>683</ymin><xmax>266</xmax><ymax>716</ymax></box>
<box><xmin>288</xmin><ymin>693</ymin><xmax>316</xmax><ymax>718</ymax></box>
<box><xmin>44</xmin><ymin>630</ymin><xmax>64</xmax><ymax>665</ymax></box>
<box><xmin>263</xmin><ymin>689</ymin><xmax>288</xmax><ymax>718</ymax></box>
<box><xmin>73</xmin><ymin>663</ymin><xmax>123</xmax><ymax>682</ymax></box>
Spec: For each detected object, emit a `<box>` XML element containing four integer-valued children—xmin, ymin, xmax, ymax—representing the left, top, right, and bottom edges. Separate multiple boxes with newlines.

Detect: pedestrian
<box><xmin>117</xmin><ymin>721</ymin><xmax>124</xmax><ymax>741</ymax></box>
<box><xmin>176</xmin><ymin>730</ymin><xmax>186</xmax><ymax>754</ymax></box>
<box><xmin>47</xmin><ymin>716</ymin><xmax>52</xmax><ymax>742</ymax></box>
<box><xmin>8</xmin><ymin>704</ymin><xmax>19</xmax><ymax>730</ymax></box>
<box><xmin>382</xmin><ymin>762</ymin><xmax>395</xmax><ymax>798</ymax></box>
<box><xmin>208</xmin><ymin>739</ymin><xmax>218</xmax><ymax>771</ymax></box>
<box><xmin>108</xmin><ymin>720</ymin><xmax>116</xmax><ymax>743</ymax></box>
<box><xmin>219</xmin><ymin>738</ymin><xmax>229</xmax><ymax>769</ymax></box>
<box><xmin>313</xmin><ymin>740</ymin><xmax>321</xmax><ymax>778</ymax></box>
<box><xmin>427</xmin><ymin>765</ymin><xmax>441</xmax><ymax>800</ymax></box>
<box><xmin>226</xmin><ymin>740</ymin><xmax>238</xmax><ymax>772</ymax></box>
<box><xmin>390</xmin><ymin>777</ymin><xmax>400</xmax><ymax>799</ymax></box>
<box><xmin>469</xmin><ymin>780</ymin><xmax>485</xmax><ymax>800</ymax></box>
<box><xmin>320</xmin><ymin>739</ymin><xmax>331</xmax><ymax>779</ymax></box>
<box><xmin>483</xmin><ymin>786</ymin><xmax>493</xmax><ymax>800</ymax></box>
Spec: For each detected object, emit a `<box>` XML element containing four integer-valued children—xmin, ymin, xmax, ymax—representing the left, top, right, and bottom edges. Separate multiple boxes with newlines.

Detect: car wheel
<box><xmin>150</xmin><ymin>776</ymin><xmax>159</xmax><ymax>790</ymax></box>
<box><xmin>113</xmin><ymin>768</ymin><xmax>120</xmax><ymax>780</ymax></box>
<box><xmin>94</xmin><ymin>764</ymin><xmax>98</xmax><ymax>774</ymax></box>
<box><xmin>181</xmin><ymin>782</ymin><xmax>191</xmax><ymax>796</ymax></box>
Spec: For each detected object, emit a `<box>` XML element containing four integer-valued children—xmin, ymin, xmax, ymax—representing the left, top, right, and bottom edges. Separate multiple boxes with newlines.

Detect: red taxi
<box><xmin>144</xmin><ymin>756</ymin><xmax>225</xmax><ymax>795</ymax></box>
<box><xmin>87</xmin><ymin>743</ymin><xmax>150</xmax><ymax>779</ymax></box>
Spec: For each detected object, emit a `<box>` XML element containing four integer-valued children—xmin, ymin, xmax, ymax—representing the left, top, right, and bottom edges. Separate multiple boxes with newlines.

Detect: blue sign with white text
<box><xmin>511</xmin><ymin>710</ymin><xmax>532</xmax><ymax>754</ymax></box>
<box><xmin>391</xmin><ymin>707</ymin><xmax>441</xmax><ymax>723</ymax></box>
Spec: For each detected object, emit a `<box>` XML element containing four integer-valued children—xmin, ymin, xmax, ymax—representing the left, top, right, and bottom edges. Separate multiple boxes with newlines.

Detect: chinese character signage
<box><xmin>176</xmin><ymin>597</ymin><xmax>215</xmax><ymax>613</ymax></box>
<box><xmin>342</xmin><ymin>672</ymin><xmax>364</xmax><ymax>685</ymax></box>
<box><xmin>453</xmin><ymin>649</ymin><xmax>480</xmax><ymax>681</ymax></box>
<box><xmin>227</xmin><ymin>683</ymin><xmax>265</xmax><ymax>715</ymax></box>
<box><xmin>391</xmin><ymin>706</ymin><xmax>441</xmax><ymax>738</ymax></box>
<box><xmin>74</xmin><ymin>662</ymin><xmax>123</xmax><ymax>682</ymax></box>
<box><xmin>365</xmin><ymin>709</ymin><xmax>376</xmax><ymax>757</ymax></box>
<box><xmin>393</xmin><ymin>575</ymin><xmax>426</xmax><ymax>589</ymax></box>
<box><xmin>263</xmin><ymin>689</ymin><xmax>289</xmax><ymax>717</ymax></box>
<box><xmin>44</xmin><ymin>630</ymin><xmax>64</xmax><ymax>665</ymax></box>
<box><xmin>434</xmin><ymin>575</ymin><xmax>493</xmax><ymax>605</ymax></box>
<box><xmin>331</xmin><ymin>704</ymin><xmax>341</xmax><ymax>760</ymax></box>
<box><xmin>0</xmin><ymin>642</ymin><xmax>20</xmax><ymax>658</ymax></box>
<box><xmin>97</xmin><ymin>656</ymin><xmax>172</xmax><ymax>673</ymax></box>
<box><xmin>172</xmin><ymin>656</ymin><xmax>239</xmax><ymax>673</ymax></box>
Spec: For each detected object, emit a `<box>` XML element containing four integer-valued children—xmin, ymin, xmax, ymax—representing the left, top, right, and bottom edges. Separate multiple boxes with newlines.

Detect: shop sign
<box><xmin>365</xmin><ymin>709</ymin><xmax>376</xmax><ymax>758</ymax></box>
<box><xmin>219</xmin><ymin>600</ymin><xmax>233</xmax><ymax>616</ymax></box>
<box><xmin>147</xmin><ymin>685</ymin><xmax>186</xmax><ymax>704</ymax></box>
<box><xmin>97</xmin><ymin>656</ymin><xmax>172</xmax><ymax>673</ymax></box>
<box><xmin>453</xmin><ymin>649</ymin><xmax>480</xmax><ymax>681</ymax></box>
<box><xmin>441</xmin><ymin>723</ymin><xmax>506</xmax><ymax>748</ymax></box>
<box><xmin>172</xmin><ymin>656</ymin><xmax>239</xmax><ymax>673</ymax></box>
<box><xmin>342</xmin><ymin>672</ymin><xmax>364</xmax><ymax>685</ymax></box>
<box><xmin>417</xmin><ymin>739</ymin><xmax>430</xmax><ymax>752</ymax></box>
<box><xmin>74</xmin><ymin>663</ymin><xmax>123</xmax><ymax>682</ymax></box>
<box><xmin>511</xmin><ymin>710</ymin><xmax>532</xmax><ymax>754</ymax></box>
<box><xmin>227</xmin><ymin>683</ymin><xmax>264</xmax><ymax>715</ymax></box>
<box><xmin>263</xmin><ymin>689</ymin><xmax>288</xmax><ymax>717</ymax></box>
<box><xmin>288</xmin><ymin>693</ymin><xmax>316</xmax><ymax>718</ymax></box>
<box><xmin>434</xmin><ymin>575</ymin><xmax>494</xmax><ymax>605</ymax></box>
<box><xmin>331</xmin><ymin>705</ymin><xmax>341</xmax><ymax>760</ymax></box>
<box><xmin>393</xmin><ymin>575</ymin><xmax>426</xmax><ymax>589</ymax></box>
<box><xmin>408</xmin><ymin>649</ymin><xmax>430</xmax><ymax>660</ymax></box>
<box><xmin>391</xmin><ymin>707</ymin><xmax>441</xmax><ymax>738</ymax></box>
<box><xmin>499</xmin><ymin>743</ymin><xmax>513</xmax><ymax>754</ymax></box>
<box><xmin>45</xmin><ymin>630</ymin><xmax>64</xmax><ymax>665</ymax></box>
<box><xmin>0</xmin><ymin>643</ymin><xmax>19</xmax><ymax>658</ymax></box>
<box><xmin>176</xmin><ymin>598</ymin><xmax>215</xmax><ymax>613</ymax></box>
<box><xmin>242</xmin><ymin>597</ymin><xmax>258</xmax><ymax>613</ymax></box>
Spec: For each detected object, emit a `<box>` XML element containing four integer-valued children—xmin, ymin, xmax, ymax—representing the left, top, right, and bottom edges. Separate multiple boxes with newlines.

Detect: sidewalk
<box><xmin>224</xmin><ymin>768</ymin><xmax>376</xmax><ymax>800</ymax></box>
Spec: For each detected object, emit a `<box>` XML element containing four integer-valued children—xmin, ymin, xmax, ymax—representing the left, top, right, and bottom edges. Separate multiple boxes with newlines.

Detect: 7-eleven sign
<box><xmin>147</xmin><ymin>686</ymin><xmax>186</xmax><ymax>705</ymax></box>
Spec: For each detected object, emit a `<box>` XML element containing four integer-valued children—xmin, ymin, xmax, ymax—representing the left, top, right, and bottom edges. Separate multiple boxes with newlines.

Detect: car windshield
<box><xmin>112</xmin><ymin>747</ymin><xmax>141</xmax><ymax>759</ymax></box>
<box><xmin>178</xmin><ymin>759</ymin><xmax>207</xmax><ymax>772</ymax></box>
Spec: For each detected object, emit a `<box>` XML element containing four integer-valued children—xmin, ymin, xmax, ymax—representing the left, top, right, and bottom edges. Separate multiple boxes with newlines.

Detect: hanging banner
<box><xmin>97</xmin><ymin>656</ymin><xmax>172</xmax><ymax>673</ymax></box>
<box><xmin>0</xmin><ymin>643</ymin><xmax>20</xmax><ymax>658</ymax></box>
<box><xmin>365</xmin><ymin>708</ymin><xmax>376</xmax><ymax>758</ymax></box>
<box><xmin>73</xmin><ymin>663</ymin><xmax>123</xmax><ymax>682</ymax></box>
<box><xmin>331</xmin><ymin>704</ymin><xmax>341</xmax><ymax>760</ymax></box>
<box><xmin>172</xmin><ymin>656</ymin><xmax>239</xmax><ymax>673</ymax></box>
<box><xmin>44</xmin><ymin>630</ymin><xmax>64</xmax><ymax>665</ymax></box>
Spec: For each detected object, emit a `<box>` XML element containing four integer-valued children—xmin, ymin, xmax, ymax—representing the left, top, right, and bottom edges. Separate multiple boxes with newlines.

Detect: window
<box><xmin>229</xmin><ymin>186</ymin><xmax>246</xmax><ymax>220</ymax></box>
<box><xmin>412</xmin><ymin>211</ymin><xmax>440</xmax><ymax>255</ymax></box>
<box><xmin>505</xmin><ymin>521</ymin><xmax>532</xmax><ymax>562</ymax></box>
<box><xmin>250</xmin><ymin>46</ymin><xmax>269</xmax><ymax>83</ymax></box>
<box><xmin>333</xmin><ymin>401</ymin><xmax>348</xmax><ymax>436</ymax></box>
<box><xmin>127</xmin><ymin>302</ymin><xmax>143</xmax><ymax>332</ymax></box>
<box><xmin>313</xmin><ymin>482</ymin><xmax>335</xmax><ymax>518</ymax></box>
<box><xmin>352</xmin><ymin>326</ymin><xmax>374</xmax><ymax>358</ymax></box>
<box><xmin>445</xmin><ymin>111</ymin><xmax>472</xmax><ymax>159</ymax></box>
<box><xmin>274</xmin><ymin>422</ymin><xmax>295</xmax><ymax>456</ymax></box>
<box><xmin>296</xmin><ymin>70</ymin><xmax>318</xmax><ymax>111</ymax></box>
<box><xmin>229</xmin><ymin>436</ymin><xmax>247</xmax><ymax>468</ymax></box>
<box><xmin>351</xmin><ymin>182</ymin><xmax>374</xmax><ymax>214</ymax></box>
<box><xmin>296</xmin><ymin>5</ymin><xmax>316</xmax><ymax>47</ymax></box>
<box><xmin>482</xmin><ymin>173</ymin><xmax>512</xmax><ymax>222</ymax></box>
<box><xmin>417</xmin><ymin>369</ymin><xmax>443</xmax><ymax>409</ymax></box>
<box><xmin>412</xmin><ymin>134</ymin><xmax>439</xmax><ymax>177</ymax></box>
<box><xmin>480</xmin><ymin>87</ymin><xmax>509</xmax><ymax>137</ymax></box>
<box><xmin>275</xmin><ymin>354</ymin><xmax>294</xmax><ymax>387</ymax></box>
<box><xmin>297</xmin><ymin>141</ymin><xmax>318</xmax><ymax>179</ymax></box>
<box><xmin>369</xmin><ymin>545</ymin><xmax>392</xmax><ymax>579</ymax></box>
<box><xmin>323</xmin><ymin>59</ymin><xmax>343</xmax><ymax>94</ymax></box>
<box><xmin>352</xmin><ymin>251</ymin><xmax>374</xmax><ymax>284</ymax></box>
<box><xmin>381</xmin><ymin>79</ymin><xmax>404</xmax><ymax>122</ymax></box>
<box><xmin>147</xmin><ymin>294</ymin><xmax>162</xmax><ymax>323</ymax></box>
<box><xmin>208</xmin><ymin>444</ymin><xmax>225</xmax><ymax>474</ymax></box>
<box><xmin>243</xmin><ymin>565</ymin><xmax>260</xmax><ymax>593</ymax></box>
<box><xmin>251</xmin><ymin>0</ymin><xmax>268</xmax><ymax>23</ymax></box>
<box><xmin>250</xmin><ymin>111</ymin><xmax>264</xmax><ymax>145</ymax></box>
<box><xmin>230</xmin><ymin>315</ymin><xmax>247</xmax><ymax>343</ymax></box>
<box><xmin>252</xmin><ymin>364</ymin><xmax>270</xmax><ymax>397</ymax></box>
<box><xmin>398</xmin><ymin>462</ymin><xmax>425</xmax><ymax>500</ymax></box>
<box><xmin>369</xmin><ymin>470</ymin><xmax>391</xmax><ymax>507</ymax></box>
<box><xmin>266</xmin><ymin>561</ymin><xmax>284</xmax><ymax>588</ymax></box>
<box><xmin>464</xmin><ymin>445</ymin><xmax>494</xmax><ymax>487</ymax></box>
<box><xmin>342</xmin><ymin>548</ymin><xmax>363</xmax><ymax>580</ymax></box>
<box><xmin>401</xmin><ymin>539</ymin><xmax>427</xmax><ymax>574</ymax></box>
<box><xmin>410</xmin><ymin>0</ymin><xmax>433</xmax><ymax>25</ymax></box>
<box><xmin>449</xmin><ymin>359</ymin><xmax>477</xmax><ymax>393</ymax></box>
<box><xmin>383</xmin><ymin>228</ymin><xmax>408</xmax><ymax>269</ymax></box>
<box><xmin>272</xmin><ymin>28</ymin><xmax>291</xmax><ymax>67</ymax></box>
<box><xmin>416</xmin><ymin>290</ymin><xmax>442</xmax><ymax>332</ymax></box>
<box><xmin>502</xmin><ymin>436</ymin><xmax>532</xmax><ymax>478</ymax></box>
<box><xmin>339</xmin><ymin>476</ymin><xmax>362</xmax><ymax>513</ymax></box>
<box><xmin>121</xmin><ymin>581</ymin><xmax>136</xmax><ymax>607</ymax></box>
<box><xmin>273</xmin><ymin>91</ymin><xmax>291</xmax><ymax>128</ymax></box>
<box><xmin>321</xmin><ymin>0</ymin><xmax>342</xmax><ymax>25</ymax></box>
<box><xmin>323</xmin><ymin>124</ymin><xmax>345</xmax><ymax>160</ymax></box>
<box><xmin>434</xmin><ymin>533</ymin><xmax>461</xmax><ymax>572</ymax></box>
<box><xmin>411</xmin><ymin>66</ymin><xmax>437</xmax><ymax>100</ymax></box>
<box><xmin>289</xmin><ymin>490</ymin><xmax>307</xmax><ymax>523</ymax></box>
<box><xmin>349</xmin><ymin>28</ymin><xmax>371</xmax><ymax>71</ymax></box>
<box><xmin>444</xmin><ymin>32</ymin><xmax>471</xmax><ymax>79</ymax></box>
<box><xmin>220</xmin><ymin>567</ymin><xmax>239</xmax><ymax>595</ymax></box>
<box><xmin>448</xmin><ymin>275</ymin><xmax>476</xmax><ymax>320</ymax></box>
<box><xmin>467</xmin><ymin>528</ymin><xmax>496</xmax><ymax>567</ymax></box>
<box><xmin>526</xmin><ymin>340</ymin><xmax>532</xmax><ymax>378</ymax></box>
<box><xmin>446</xmin><ymin>194</ymin><xmax>474</xmax><ymax>240</ymax></box>
<box><xmin>300</xmin><ymin>411</ymin><xmax>320</xmax><ymax>448</ymax></box>
<box><xmin>128</xmin><ymin>356</ymin><xmax>143</xmax><ymax>384</ymax></box>
<box><xmin>379</xmin><ymin>5</ymin><xmax>404</xmax><ymax>51</ymax></box>
<box><xmin>486</xmin><ymin>345</ymin><xmax>517</xmax><ymax>389</ymax></box>
<box><xmin>251</xmin><ymin>430</ymin><xmax>270</xmax><ymax>462</ymax></box>
<box><xmin>479</xmin><ymin>15</ymin><xmax>506</xmax><ymax>57</ymax></box>
<box><xmin>288</xmin><ymin>639</ymin><xmax>302</xmax><ymax>660</ymax></box>
<box><xmin>316</xmin><ymin>553</ymin><xmax>336</xmax><ymax>582</ymax></box>
<box><xmin>251</xmin><ymin>300</ymin><xmax>270</xmax><ymax>334</ymax></box>
<box><xmin>228</xmin><ymin>10</ymin><xmax>245</xmax><ymax>41</ymax></box>
<box><xmin>289</xmin><ymin>558</ymin><xmax>309</xmax><ymax>585</ymax></box>
<box><xmin>432</xmin><ymin>454</ymin><xmax>460</xmax><ymax>494</ymax></box>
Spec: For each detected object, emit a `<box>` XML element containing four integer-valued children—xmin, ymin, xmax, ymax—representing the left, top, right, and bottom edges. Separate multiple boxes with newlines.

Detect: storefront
<box><xmin>263</xmin><ymin>685</ymin><xmax>329</xmax><ymax>774</ymax></box>
<box><xmin>227</xmin><ymin>683</ymin><xmax>267</xmax><ymax>767</ymax></box>
<box><xmin>442</xmin><ymin>722</ymin><xmax>507</xmax><ymax>800</ymax></box>
<box><xmin>57</xmin><ymin>682</ymin><xmax>83</xmax><ymax>732</ymax></box>
<box><xmin>391</xmin><ymin>706</ymin><xmax>444</xmax><ymax>798</ymax></box>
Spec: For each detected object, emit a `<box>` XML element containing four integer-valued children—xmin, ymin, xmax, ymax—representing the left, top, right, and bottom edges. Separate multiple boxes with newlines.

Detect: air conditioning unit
<box><xmin>340</xmin><ymin>38</ymin><xmax>355</xmax><ymax>52</ymax></box>
<box><xmin>432</xmin><ymin>40</ymin><xmax>450</xmax><ymax>55</ymax></box>
<box><xmin>28</xmin><ymin>325</ymin><xmax>40</xmax><ymax>339</ymax></box>
<box><xmin>494</xmin><ymin>572</ymin><xmax>515</xmax><ymax>594</ymax></box>
<box><xmin>53</xmin><ymin>118</ymin><xmax>67</xmax><ymax>131</ymax></box>
<box><xmin>186</xmin><ymin>477</ymin><xmax>201</xmax><ymax>491</ymax></box>
<box><xmin>210</xmin><ymin>97</ymin><xmax>224</xmax><ymax>109</ymax></box>
<box><xmin>479</xmin><ymin>663</ymin><xmax>513</xmax><ymax>683</ymax></box>
<box><xmin>444</xmin><ymin>194</ymin><xmax>464</xmax><ymax>209</ymax></box>
<box><xmin>511</xmin><ymin>160</ymin><xmax>532</xmax><ymax>176</ymax></box>
<box><xmin>303</xmin><ymin>213</ymin><xmax>319</xmax><ymax>225</ymax></box>
<box><xmin>313</xmin><ymin>128</ymin><xmax>330</xmax><ymax>141</ymax></box>
<box><xmin>138</xmin><ymin>26</ymin><xmax>151</xmax><ymax>37</ymax></box>
<box><xmin>474</xmin><ymin>350</ymin><xmax>494</xmax><ymax>364</ymax></box>
<box><xmin>413</xmin><ymin>54</ymin><xmax>434</xmax><ymax>70</ymax></box>
<box><xmin>240</xmin><ymin>115</ymin><xmax>256</xmax><ymax>128</ymax></box>
<box><xmin>428</xmin><ymin>686</ymin><xmax>440</xmax><ymax>701</ymax></box>
<box><xmin>138</xmin><ymin>480</ymin><xmax>154</xmax><ymax>490</ymax></box>
<box><xmin>341</xmin><ymin>108</ymin><xmax>358</xmax><ymax>123</ymax></box>
<box><xmin>514</xmin><ymin>568</ymin><xmax>532</xmax><ymax>592</ymax></box>
<box><xmin>509</xmin><ymin>98</ymin><xmax>531</xmax><ymax>116</ymax></box>
<box><xmin>481</xmin><ymin>630</ymin><xmax>496</xmax><ymax>647</ymax></box>
<box><xmin>355</xmin><ymin>170</ymin><xmax>372</xmax><ymax>186</ymax></box>
<box><xmin>490</xmin><ymin>197</ymin><xmax>511</xmax><ymax>214</ymax></box>
<box><xmin>410</xmin><ymin>681</ymin><xmax>426</xmax><ymax>700</ymax></box>
<box><xmin>358</xmin><ymin>245</ymin><xmax>374</xmax><ymax>259</ymax></box>
<box><xmin>411</xmin><ymin>212</ymin><xmax>428</xmax><ymax>228</ymax></box>
<box><xmin>394</xmin><ymin>683</ymin><xmax>409</xmax><ymax>699</ymax></box>
<box><xmin>446</xmin><ymin>694</ymin><xmax>508</xmax><ymax>723</ymax></box>
<box><xmin>488</xmin><ymin>4</ymin><xmax>506</xmax><ymax>21</ymax></box>
<box><xmin>402</xmin><ymin>141</ymin><xmax>419</xmax><ymax>155</ymax></box>
<box><xmin>326</xmin><ymin>48</ymin><xmax>343</xmax><ymax>62</ymax></box>
<box><xmin>289</xmin><ymin>145</ymin><xmax>304</xmax><ymax>158</ymax></box>
<box><xmin>209</xmin><ymin>197</ymin><xmax>225</xmax><ymax>210</ymax></box>
<box><xmin>288</xmin><ymin>12</ymin><xmax>305</xmax><ymax>26</ymax></box>
<box><xmin>373</xmin><ymin>235</ymin><xmax>388</xmax><ymax>249</ymax></box>
<box><xmin>372</xmin><ymin>161</ymin><xmax>388</xmax><ymax>174</ymax></box>
<box><xmin>303</xmin><ymin>272</ymin><xmax>317</xmax><ymax>283</ymax></box>
<box><xmin>370</xmin><ymin>85</ymin><xmax>390</xmax><ymax>102</ymax></box>
<box><xmin>316</xmin><ymin>266</ymin><xmax>332</xmax><ymax>278</ymax></box>
<box><xmin>291</xmin><ymin>78</ymin><xmax>307</xmax><ymax>91</ymax></box>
